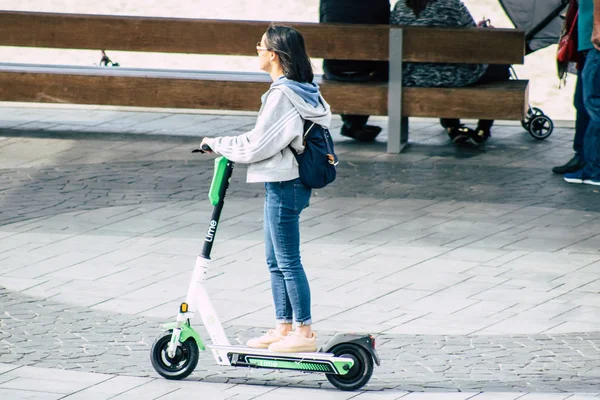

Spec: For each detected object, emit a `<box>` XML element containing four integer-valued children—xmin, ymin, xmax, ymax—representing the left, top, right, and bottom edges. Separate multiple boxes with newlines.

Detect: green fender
<box><xmin>163</xmin><ymin>322</ymin><xmax>206</xmax><ymax>351</ymax></box>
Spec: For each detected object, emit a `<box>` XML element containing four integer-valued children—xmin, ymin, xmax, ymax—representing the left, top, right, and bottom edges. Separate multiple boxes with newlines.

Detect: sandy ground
<box><xmin>1</xmin><ymin>0</ymin><xmax>576</xmax><ymax>121</ymax></box>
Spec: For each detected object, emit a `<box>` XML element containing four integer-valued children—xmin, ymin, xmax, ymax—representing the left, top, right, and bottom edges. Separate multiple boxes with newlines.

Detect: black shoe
<box><xmin>552</xmin><ymin>154</ymin><xmax>586</xmax><ymax>174</ymax></box>
<box><xmin>468</xmin><ymin>128</ymin><xmax>490</xmax><ymax>145</ymax></box>
<box><xmin>447</xmin><ymin>125</ymin><xmax>473</xmax><ymax>144</ymax></box>
<box><xmin>341</xmin><ymin>124</ymin><xmax>382</xmax><ymax>142</ymax></box>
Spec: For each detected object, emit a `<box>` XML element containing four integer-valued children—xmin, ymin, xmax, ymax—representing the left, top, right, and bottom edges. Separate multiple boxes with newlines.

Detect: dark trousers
<box><xmin>323</xmin><ymin>57</ymin><xmax>389</xmax><ymax>130</ymax></box>
<box><xmin>324</xmin><ymin>61</ymin><xmax>389</xmax><ymax>129</ymax></box>
<box><xmin>574</xmin><ymin>53</ymin><xmax>590</xmax><ymax>159</ymax></box>
<box><xmin>440</xmin><ymin>64</ymin><xmax>512</xmax><ymax>132</ymax></box>
<box><xmin>341</xmin><ymin>115</ymin><xmax>369</xmax><ymax>128</ymax></box>
<box><xmin>581</xmin><ymin>48</ymin><xmax>600</xmax><ymax>179</ymax></box>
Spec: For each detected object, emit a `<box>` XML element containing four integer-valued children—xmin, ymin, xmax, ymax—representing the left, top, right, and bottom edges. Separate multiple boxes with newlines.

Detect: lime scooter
<box><xmin>150</xmin><ymin>145</ymin><xmax>380</xmax><ymax>391</ymax></box>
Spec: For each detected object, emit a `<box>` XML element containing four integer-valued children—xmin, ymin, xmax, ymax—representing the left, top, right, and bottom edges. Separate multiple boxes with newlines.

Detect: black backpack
<box><xmin>290</xmin><ymin>120</ymin><xmax>339</xmax><ymax>189</ymax></box>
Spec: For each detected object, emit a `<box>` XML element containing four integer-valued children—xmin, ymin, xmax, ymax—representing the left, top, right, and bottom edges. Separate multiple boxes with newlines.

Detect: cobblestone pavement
<box><xmin>2</xmin><ymin>280</ymin><xmax>600</xmax><ymax>393</ymax></box>
<box><xmin>2</xmin><ymin>154</ymin><xmax>600</xmax><ymax>228</ymax></box>
<box><xmin>0</xmin><ymin>106</ymin><xmax>599</xmax><ymax>228</ymax></box>
<box><xmin>2</xmin><ymin>125</ymin><xmax>600</xmax><ymax>227</ymax></box>
<box><xmin>1</xmin><ymin>107</ymin><xmax>600</xmax><ymax>395</ymax></box>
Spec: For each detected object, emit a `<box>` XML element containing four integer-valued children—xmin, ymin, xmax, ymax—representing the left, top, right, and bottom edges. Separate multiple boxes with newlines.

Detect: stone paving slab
<box><xmin>2</xmin><ymin>198</ymin><xmax>600</xmax><ymax>336</ymax></box>
<box><xmin>3</xmin><ymin>361</ymin><xmax>597</xmax><ymax>399</ymax></box>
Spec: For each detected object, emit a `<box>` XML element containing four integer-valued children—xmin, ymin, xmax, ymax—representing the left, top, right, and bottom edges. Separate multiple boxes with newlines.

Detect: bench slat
<box><xmin>0</xmin><ymin>11</ymin><xmax>525</xmax><ymax>64</ymax></box>
<box><xmin>0</xmin><ymin>67</ymin><xmax>528</xmax><ymax>120</ymax></box>
<box><xmin>404</xmin><ymin>81</ymin><xmax>529</xmax><ymax>120</ymax></box>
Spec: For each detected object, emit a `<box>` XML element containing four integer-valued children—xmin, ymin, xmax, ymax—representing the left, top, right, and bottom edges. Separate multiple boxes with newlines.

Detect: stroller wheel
<box><xmin>528</xmin><ymin>115</ymin><xmax>554</xmax><ymax>140</ymax></box>
<box><xmin>521</xmin><ymin>107</ymin><xmax>544</xmax><ymax>131</ymax></box>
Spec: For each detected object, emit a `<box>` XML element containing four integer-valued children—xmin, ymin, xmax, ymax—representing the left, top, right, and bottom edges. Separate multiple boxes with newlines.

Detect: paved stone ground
<box><xmin>1</xmin><ymin>105</ymin><xmax>600</xmax><ymax>397</ymax></box>
<box><xmin>2</xmin><ymin>363</ymin><xmax>598</xmax><ymax>400</ymax></box>
<box><xmin>2</xmin><ymin>285</ymin><xmax>600</xmax><ymax>393</ymax></box>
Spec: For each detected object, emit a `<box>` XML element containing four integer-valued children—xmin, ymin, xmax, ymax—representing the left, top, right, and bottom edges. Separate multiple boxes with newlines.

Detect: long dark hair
<box><xmin>406</xmin><ymin>0</ymin><xmax>436</xmax><ymax>16</ymax></box>
<box><xmin>264</xmin><ymin>25</ymin><xmax>314</xmax><ymax>83</ymax></box>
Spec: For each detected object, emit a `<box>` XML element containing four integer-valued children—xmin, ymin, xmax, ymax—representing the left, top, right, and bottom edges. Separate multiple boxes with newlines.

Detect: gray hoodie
<box><xmin>204</xmin><ymin>84</ymin><xmax>331</xmax><ymax>183</ymax></box>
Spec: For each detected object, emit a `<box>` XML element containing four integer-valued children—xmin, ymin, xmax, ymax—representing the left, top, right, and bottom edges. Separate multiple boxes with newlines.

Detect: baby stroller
<box><xmin>498</xmin><ymin>0</ymin><xmax>570</xmax><ymax>140</ymax></box>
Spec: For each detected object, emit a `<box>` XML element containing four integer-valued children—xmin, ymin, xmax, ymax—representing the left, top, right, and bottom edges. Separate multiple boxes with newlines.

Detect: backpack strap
<box><xmin>303</xmin><ymin>122</ymin><xmax>316</xmax><ymax>143</ymax></box>
<box><xmin>289</xmin><ymin>121</ymin><xmax>316</xmax><ymax>159</ymax></box>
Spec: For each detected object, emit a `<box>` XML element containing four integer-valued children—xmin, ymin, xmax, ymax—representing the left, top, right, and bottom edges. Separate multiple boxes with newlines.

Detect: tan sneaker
<box><xmin>247</xmin><ymin>330</ymin><xmax>284</xmax><ymax>349</ymax></box>
<box><xmin>267</xmin><ymin>332</ymin><xmax>317</xmax><ymax>353</ymax></box>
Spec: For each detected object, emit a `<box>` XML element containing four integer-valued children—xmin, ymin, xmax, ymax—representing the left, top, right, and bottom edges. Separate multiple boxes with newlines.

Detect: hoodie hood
<box><xmin>264</xmin><ymin>77</ymin><xmax>332</xmax><ymax>128</ymax></box>
<box><xmin>271</xmin><ymin>77</ymin><xmax>320</xmax><ymax>107</ymax></box>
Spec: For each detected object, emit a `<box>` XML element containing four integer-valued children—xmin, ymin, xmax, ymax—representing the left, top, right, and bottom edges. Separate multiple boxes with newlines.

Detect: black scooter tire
<box><xmin>151</xmin><ymin>330</ymin><xmax>199</xmax><ymax>380</ymax></box>
<box><xmin>326</xmin><ymin>343</ymin><xmax>374</xmax><ymax>391</ymax></box>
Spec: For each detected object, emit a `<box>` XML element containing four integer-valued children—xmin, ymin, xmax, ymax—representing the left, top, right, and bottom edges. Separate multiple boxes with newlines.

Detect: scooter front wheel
<box><xmin>151</xmin><ymin>330</ymin><xmax>199</xmax><ymax>380</ymax></box>
<box><xmin>326</xmin><ymin>343</ymin><xmax>374</xmax><ymax>391</ymax></box>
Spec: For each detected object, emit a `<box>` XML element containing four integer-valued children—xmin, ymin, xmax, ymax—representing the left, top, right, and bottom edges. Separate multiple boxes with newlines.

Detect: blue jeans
<box><xmin>582</xmin><ymin>48</ymin><xmax>600</xmax><ymax>179</ymax></box>
<box><xmin>264</xmin><ymin>178</ymin><xmax>312</xmax><ymax>325</ymax></box>
<box><xmin>574</xmin><ymin>53</ymin><xmax>591</xmax><ymax>158</ymax></box>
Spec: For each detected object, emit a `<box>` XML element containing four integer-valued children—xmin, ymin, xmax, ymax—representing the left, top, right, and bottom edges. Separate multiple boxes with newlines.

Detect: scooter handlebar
<box><xmin>191</xmin><ymin>144</ymin><xmax>212</xmax><ymax>153</ymax></box>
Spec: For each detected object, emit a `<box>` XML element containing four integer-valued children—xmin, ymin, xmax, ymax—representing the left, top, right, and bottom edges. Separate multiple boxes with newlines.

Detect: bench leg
<box><xmin>387</xmin><ymin>28</ymin><xmax>406</xmax><ymax>154</ymax></box>
<box><xmin>387</xmin><ymin>115</ymin><xmax>409</xmax><ymax>153</ymax></box>
<box><xmin>400</xmin><ymin>116</ymin><xmax>409</xmax><ymax>147</ymax></box>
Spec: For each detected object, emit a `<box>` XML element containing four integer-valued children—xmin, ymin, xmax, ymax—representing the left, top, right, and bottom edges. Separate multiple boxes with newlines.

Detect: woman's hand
<box><xmin>200</xmin><ymin>137</ymin><xmax>213</xmax><ymax>153</ymax></box>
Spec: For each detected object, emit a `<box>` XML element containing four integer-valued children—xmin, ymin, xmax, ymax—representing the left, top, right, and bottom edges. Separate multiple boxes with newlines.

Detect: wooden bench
<box><xmin>0</xmin><ymin>11</ymin><xmax>528</xmax><ymax>153</ymax></box>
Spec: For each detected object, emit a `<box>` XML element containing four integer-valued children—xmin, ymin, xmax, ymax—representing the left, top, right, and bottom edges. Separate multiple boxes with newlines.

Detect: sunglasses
<box><xmin>256</xmin><ymin>42</ymin><xmax>270</xmax><ymax>54</ymax></box>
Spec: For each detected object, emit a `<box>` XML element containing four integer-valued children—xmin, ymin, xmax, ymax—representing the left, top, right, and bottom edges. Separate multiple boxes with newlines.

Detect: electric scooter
<box><xmin>150</xmin><ymin>145</ymin><xmax>380</xmax><ymax>391</ymax></box>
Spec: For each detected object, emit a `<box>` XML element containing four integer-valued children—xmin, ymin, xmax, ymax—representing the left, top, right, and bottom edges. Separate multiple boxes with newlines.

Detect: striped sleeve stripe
<box><xmin>218</xmin><ymin>107</ymin><xmax>298</xmax><ymax>157</ymax></box>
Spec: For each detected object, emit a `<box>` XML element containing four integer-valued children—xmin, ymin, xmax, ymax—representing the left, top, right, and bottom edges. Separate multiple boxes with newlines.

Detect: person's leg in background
<box><xmin>340</xmin><ymin>114</ymin><xmax>383</xmax><ymax>142</ymax></box>
<box><xmin>581</xmin><ymin>49</ymin><xmax>600</xmax><ymax>184</ymax></box>
<box><xmin>439</xmin><ymin>118</ymin><xmax>473</xmax><ymax>144</ymax></box>
<box><xmin>437</xmin><ymin>64</ymin><xmax>509</xmax><ymax>145</ymax></box>
<box><xmin>321</xmin><ymin>57</ymin><xmax>386</xmax><ymax>143</ymax></box>
<box><xmin>469</xmin><ymin>64</ymin><xmax>512</xmax><ymax>145</ymax></box>
<box><xmin>471</xmin><ymin>119</ymin><xmax>494</xmax><ymax>144</ymax></box>
<box><xmin>440</xmin><ymin>118</ymin><xmax>461</xmax><ymax>129</ymax></box>
<box><xmin>553</xmin><ymin>53</ymin><xmax>589</xmax><ymax>174</ymax></box>
<box><xmin>564</xmin><ymin>49</ymin><xmax>600</xmax><ymax>184</ymax></box>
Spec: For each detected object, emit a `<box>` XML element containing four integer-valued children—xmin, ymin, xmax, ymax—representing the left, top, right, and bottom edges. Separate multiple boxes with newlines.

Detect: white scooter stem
<box><xmin>183</xmin><ymin>255</ymin><xmax>232</xmax><ymax>365</ymax></box>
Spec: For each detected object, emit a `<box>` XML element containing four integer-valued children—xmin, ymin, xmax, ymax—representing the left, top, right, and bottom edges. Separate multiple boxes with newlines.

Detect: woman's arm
<box><xmin>202</xmin><ymin>89</ymin><xmax>301</xmax><ymax>164</ymax></box>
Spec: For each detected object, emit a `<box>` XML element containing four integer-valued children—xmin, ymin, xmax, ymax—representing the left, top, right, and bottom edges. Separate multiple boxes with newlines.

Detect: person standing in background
<box><xmin>563</xmin><ymin>0</ymin><xmax>600</xmax><ymax>185</ymax></box>
<box><xmin>553</xmin><ymin>0</ymin><xmax>590</xmax><ymax>175</ymax></box>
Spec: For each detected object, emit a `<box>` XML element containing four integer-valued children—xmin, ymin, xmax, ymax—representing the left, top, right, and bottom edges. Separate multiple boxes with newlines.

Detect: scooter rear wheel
<box><xmin>151</xmin><ymin>330</ymin><xmax>199</xmax><ymax>380</ymax></box>
<box><xmin>325</xmin><ymin>343</ymin><xmax>374</xmax><ymax>391</ymax></box>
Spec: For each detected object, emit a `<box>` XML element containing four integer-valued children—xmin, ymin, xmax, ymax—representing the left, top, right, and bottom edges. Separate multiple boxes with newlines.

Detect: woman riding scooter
<box><xmin>200</xmin><ymin>25</ymin><xmax>330</xmax><ymax>353</ymax></box>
